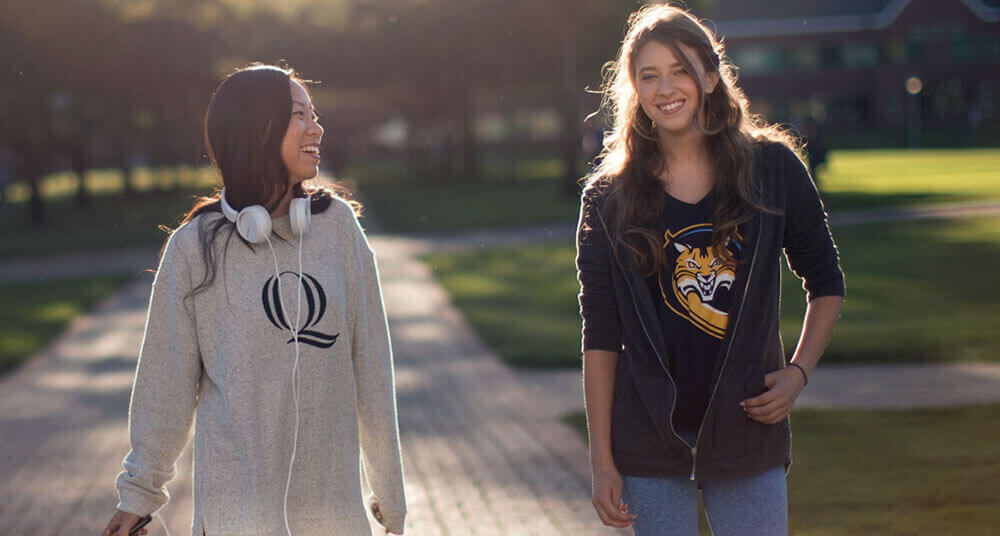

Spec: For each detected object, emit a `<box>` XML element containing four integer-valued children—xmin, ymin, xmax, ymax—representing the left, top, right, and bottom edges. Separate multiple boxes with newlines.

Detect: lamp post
<box><xmin>905</xmin><ymin>76</ymin><xmax>923</xmax><ymax>148</ymax></box>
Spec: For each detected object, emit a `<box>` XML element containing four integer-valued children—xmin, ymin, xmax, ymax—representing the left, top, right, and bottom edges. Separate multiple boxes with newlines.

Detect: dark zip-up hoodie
<box><xmin>576</xmin><ymin>141</ymin><xmax>845</xmax><ymax>479</ymax></box>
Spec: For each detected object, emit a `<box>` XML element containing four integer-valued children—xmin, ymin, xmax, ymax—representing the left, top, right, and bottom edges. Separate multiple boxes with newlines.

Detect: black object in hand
<box><xmin>128</xmin><ymin>514</ymin><xmax>153</xmax><ymax>536</ymax></box>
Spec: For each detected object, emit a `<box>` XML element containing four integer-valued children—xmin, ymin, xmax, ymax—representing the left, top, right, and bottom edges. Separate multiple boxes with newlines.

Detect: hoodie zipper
<box><xmin>594</xmin><ymin>209</ymin><xmax>687</xmax><ymax>448</ymax></box>
<box><xmin>688</xmin><ymin>211</ymin><xmax>763</xmax><ymax>480</ymax></box>
<box><xmin>596</xmin><ymin>206</ymin><xmax>763</xmax><ymax>480</ymax></box>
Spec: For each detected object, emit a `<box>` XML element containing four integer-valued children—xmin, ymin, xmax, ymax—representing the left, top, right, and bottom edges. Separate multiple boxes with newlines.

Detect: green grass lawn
<box><xmin>0</xmin><ymin>276</ymin><xmax>129</xmax><ymax>376</ymax></box>
<box><xmin>356</xmin><ymin>148</ymin><xmax>1000</xmax><ymax>234</ymax></box>
<box><xmin>564</xmin><ymin>404</ymin><xmax>1000</xmax><ymax>535</ymax></box>
<box><xmin>424</xmin><ymin>215</ymin><xmax>1000</xmax><ymax>367</ymax></box>
<box><xmin>349</xmin><ymin>150</ymin><xmax>579</xmax><ymax>233</ymax></box>
<box><xmin>360</xmin><ymin>178</ymin><xmax>581</xmax><ymax>233</ymax></box>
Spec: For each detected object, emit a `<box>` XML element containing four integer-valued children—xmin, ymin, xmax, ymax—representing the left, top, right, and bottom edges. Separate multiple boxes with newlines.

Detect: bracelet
<box><xmin>789</xmin><ymin>362</ymin><xmax>809</xmax><ymax>387</ymax></box>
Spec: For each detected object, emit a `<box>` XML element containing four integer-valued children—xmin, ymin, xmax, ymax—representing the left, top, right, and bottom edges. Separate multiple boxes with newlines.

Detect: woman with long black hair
<box><xmin>103</xmin><ymin>64</ymin><xmax>406</xmax><ymax>536</ymax></box>
<box><xmin>578</xmin><ymin>5</ymin><xmax>845</xmax><ymax>535</ymax></box>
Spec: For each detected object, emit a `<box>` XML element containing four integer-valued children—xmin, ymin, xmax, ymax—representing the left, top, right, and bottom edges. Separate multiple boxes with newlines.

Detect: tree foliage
<box><xmin>0</xmin><ymin>1</ymin><xmax>715</xmax><ymax>223</ymax></box>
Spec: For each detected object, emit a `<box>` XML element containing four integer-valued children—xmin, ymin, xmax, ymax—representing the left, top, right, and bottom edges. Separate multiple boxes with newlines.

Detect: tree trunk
<box><xmin>70</xmin><ymin>145</ymin><xmax>91</xmax><ymax>208</ymax></box>
<box><xmin>27</xmin><ymin>170</ymin><xmax>45</xmax><ymax>225</ymax></box>
<box><xmin>118</xmin><ymin>151</ymin><xmax>134</xmax><ymax>199</ymax></box>
<box><xmin>17</xmin><ymin>149</ymin><xmax>47</xmax><ymax>225</ymax></box>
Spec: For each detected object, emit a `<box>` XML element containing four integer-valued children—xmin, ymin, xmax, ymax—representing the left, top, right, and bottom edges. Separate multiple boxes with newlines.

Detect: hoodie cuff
<box><xmin>115</xmin><ymin>474</ymin><xmax>166</xmax><ymax>518</ymax></box>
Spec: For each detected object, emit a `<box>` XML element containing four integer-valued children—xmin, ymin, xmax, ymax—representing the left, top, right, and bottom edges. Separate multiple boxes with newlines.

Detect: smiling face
<box><xmin>634</xmin><ymin>40</ymin><xmax>719</xmax><ymax>138</ymax></box>
<box><xmin>281</xmin><ymin>79</ymin><xmax>324</xmax><ymax>184</ymax></box>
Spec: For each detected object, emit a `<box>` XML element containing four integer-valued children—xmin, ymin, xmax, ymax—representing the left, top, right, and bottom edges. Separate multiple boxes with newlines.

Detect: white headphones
<box><xmin>219</xmin><ymin>187</ymin><xmax>311</xmax><ymax>242</ymax></box>
<box><xmin>218</xmin><ymin>186</ymin><xmax>310</xmax><ymax>536</ymax></box>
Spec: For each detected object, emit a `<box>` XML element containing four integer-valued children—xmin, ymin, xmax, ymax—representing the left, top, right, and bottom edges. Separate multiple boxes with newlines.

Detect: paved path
<box><xmin>0</xmin><ymin>237</ymin><xmax>624</xmax><ymax>536</ymax></box>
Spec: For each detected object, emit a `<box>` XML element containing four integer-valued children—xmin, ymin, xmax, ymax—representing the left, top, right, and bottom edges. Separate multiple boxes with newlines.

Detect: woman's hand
<box><xmin>740</xmin><ymin>367</ymin><xmax>807</xmax><ymax>424</ymax></box>
<box><xmin>590</xmin><ymin>461</ymin><xmax>635</xmax><ymax>528</ymax></box>
<box><xmin>102</xmin><ymin>510</ymin><xmax>148</xmax><ymax>536</ymax></box>
<box><xmin>371</xmin><ymin>502</ymin><xmax>402</xmax><ymax>535</ymax></box>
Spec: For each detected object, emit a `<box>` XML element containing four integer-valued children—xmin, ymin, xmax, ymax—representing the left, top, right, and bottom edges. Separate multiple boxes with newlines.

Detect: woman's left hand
<box><xmin>740</xmin><ymin>367</ymin><xmax>807</xmax><ymax>424</ymax></box>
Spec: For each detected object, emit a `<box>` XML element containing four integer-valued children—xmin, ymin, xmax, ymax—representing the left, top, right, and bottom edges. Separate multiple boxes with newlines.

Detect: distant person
<box><xmin>102</xmin><ymin>64</ymin><xmax>406</xmax><ymax>536</ymax></box>
<box><xmin>577</xmin><ymin>5</ymin><xmax>844</xmax><ymax>536</ymax></box>
<box><xmin>803</xmin><ymin>116</ymin><xmax>828</xmax><ymax>183</ymax></box>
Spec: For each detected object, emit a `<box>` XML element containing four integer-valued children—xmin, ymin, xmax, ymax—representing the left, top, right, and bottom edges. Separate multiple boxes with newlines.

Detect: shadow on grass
<box><xmin>819</xmin><ymin>191</ymin><xmax>964</xmax><ymax>212</ymax></box>
<box><xmin>428</xmin><ymin>215</ymin><xmax>1000</xmax><ymax>368</ymax></box>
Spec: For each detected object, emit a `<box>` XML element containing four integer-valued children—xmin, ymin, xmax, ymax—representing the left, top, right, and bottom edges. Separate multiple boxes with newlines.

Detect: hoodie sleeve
<box><xmin>347</xmin><ymin>206</ymin><xmax>407</xmax><ymax>534</ymax></box>
<box><xmin>115</xmin><ymin>227</ymin><xmax>202</xmax><ymax>516</ymax></box>
<box><xmin>576</xmin><ymin>184</ymin><xmax>624</xmax><ymax>352</ymax></box>
<box><xmin>779</xmin><ymin>145</ymin><xmax>847</xmax><ymax>301</ymax></box>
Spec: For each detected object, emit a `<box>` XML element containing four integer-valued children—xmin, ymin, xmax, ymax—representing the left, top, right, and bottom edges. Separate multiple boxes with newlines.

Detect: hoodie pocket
<box><xmin>742</xmin><ymin>363</ymin><xmax>780</xmax><ymax>455</ymax></box>
<box><xmin>742</xmin><ymin>364</ymin><xmax>767</xmax><ymax>399</ymax></box>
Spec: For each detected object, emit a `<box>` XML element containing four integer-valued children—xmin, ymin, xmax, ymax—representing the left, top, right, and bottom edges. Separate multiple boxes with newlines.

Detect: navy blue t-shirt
<box><xmin>645</xmin><ymin>192</ymin><xmax>743</xmax><ymax>433</ymax></box>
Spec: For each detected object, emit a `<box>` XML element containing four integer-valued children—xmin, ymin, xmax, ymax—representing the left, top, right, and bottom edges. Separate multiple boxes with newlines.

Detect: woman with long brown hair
<box><xmin>577</xmin><ymin>4</ymin><xmax>844</xmax><ymax>535</ymax></box>
<box><xmin>102</xmin><ymin>64</ymin><xmax>406</xmax><ymax>536</ymax></box>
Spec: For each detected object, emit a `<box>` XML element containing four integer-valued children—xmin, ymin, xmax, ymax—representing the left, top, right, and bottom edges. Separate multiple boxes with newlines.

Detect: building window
<box><xmin>729</xmin><ymin>46</ymin><xmax>784</xmax><ymax>75</ymax></box>
<box><xmin>842</xmin><ymin>43</ymin><xmax>878</xmax><ymax>67</ymax></box>
<box><xmin>820</xmin><ymin>45</ymin><xmax>840</xmax><ymax>68</ymax></box>
<box><xmin>789</xmin><ymin>45</ymin><xmax>820</xmax><ymax>69</ymax></box>
<box><xmin>884</xmin><ymin>39</ymin><xmax>906</xmax><ymax>65</ymax></box>
<box><xmin>905</xmin><ymin>42</ymin><xmax>925</xmax><ymax>63</ymax></box>
<box><xmin>951</xmin><ymin>39</ymin><xmax>975</xmax><ymax>62</ymax></box>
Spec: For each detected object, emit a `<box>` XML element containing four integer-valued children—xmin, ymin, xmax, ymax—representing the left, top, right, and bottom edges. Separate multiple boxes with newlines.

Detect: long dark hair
<box><xmin>586</xmin><ymin>4</ymin><xmax>800</xmax><ymax>274</ymax></box>
<box><xmin>163</xmin><ymin>63</ymin><xmax>359</xmax><ymax>297</ymax></box>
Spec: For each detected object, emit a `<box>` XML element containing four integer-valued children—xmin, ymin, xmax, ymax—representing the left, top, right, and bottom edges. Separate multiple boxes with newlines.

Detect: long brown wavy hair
<box><xmin>162</xmin><ymin>63</ymin><xmax>359</xmax><ymax>298</ymax></box>
<box><xmin>586</xmin><ymin>3</ymin><xmax>800</xmax><ymax>274</ymax></box>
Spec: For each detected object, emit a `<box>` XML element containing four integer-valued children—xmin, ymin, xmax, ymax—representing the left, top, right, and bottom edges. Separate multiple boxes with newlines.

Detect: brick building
<box><xmin>712</xmin><ymin>0</ymin><xmax>999</xmax><ymax>143</ymax></box>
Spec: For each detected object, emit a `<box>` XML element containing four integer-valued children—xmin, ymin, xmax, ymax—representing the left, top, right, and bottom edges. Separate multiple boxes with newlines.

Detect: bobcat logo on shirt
<box><xmin>658</xmin><ymin>224</ymin><xmax>740</xmax><ymax>339</ymax></box>
<box><xmin>261</xmin><ymin>271</ymin><xmax>339</xmax><ymax>348</ymax></box>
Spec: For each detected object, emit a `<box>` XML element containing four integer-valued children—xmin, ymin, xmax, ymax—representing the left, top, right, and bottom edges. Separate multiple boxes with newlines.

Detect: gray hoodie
<box><xmin>115</xmin><ymin>197</ymin><xmax>406</xmax><ymax>535</ymax></box>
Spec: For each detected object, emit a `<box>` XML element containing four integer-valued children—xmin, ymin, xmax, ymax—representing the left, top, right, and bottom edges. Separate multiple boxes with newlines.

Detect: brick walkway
<box><xmin>0</xmin><ymin>237</ymin><xmax>624</xmax><ymax>536</ymax></box>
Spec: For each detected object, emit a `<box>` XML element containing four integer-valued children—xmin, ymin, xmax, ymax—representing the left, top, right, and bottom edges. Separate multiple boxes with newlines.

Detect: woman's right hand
<box><xmin>591</xmin><ymin>461</ymin><xmax>635</xmax><ymax>528</ymax></box>
<box><xmin>102</xmin><ymin>509</ymin><xmax>148</xmax><ymax>536</ymax></box>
